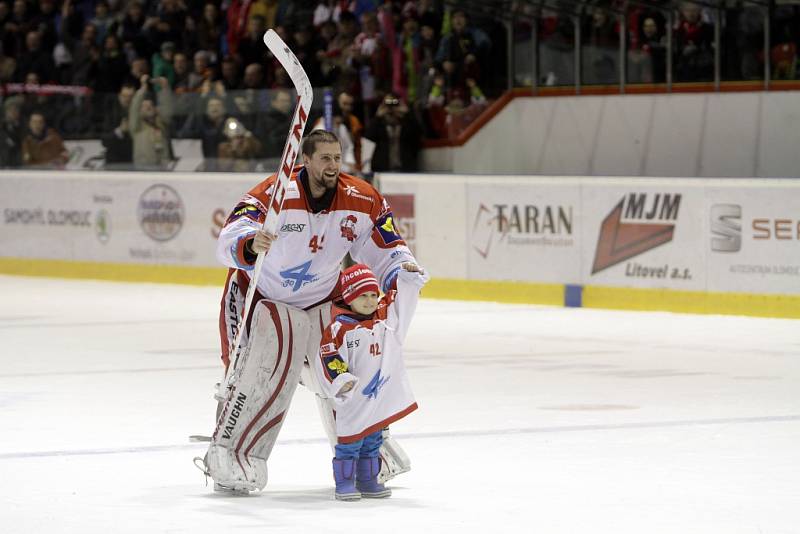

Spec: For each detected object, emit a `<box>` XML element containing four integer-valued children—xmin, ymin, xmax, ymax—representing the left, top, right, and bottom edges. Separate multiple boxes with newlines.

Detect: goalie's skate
<box><xmin>193</xmin><ymin>455</ymin><xmax>251</xmax><ymax>495</ymax></box>
<box><xmin>214</xmin><ymin>482</ymin><xmax>250</xmax><ymax>495</ymax></box>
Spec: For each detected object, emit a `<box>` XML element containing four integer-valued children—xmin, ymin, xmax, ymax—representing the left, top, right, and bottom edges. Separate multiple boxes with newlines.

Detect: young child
<box><xmin>312</xmin><ymin>262</ymin><xmax>429</xmax><ymax>501</ymax></box>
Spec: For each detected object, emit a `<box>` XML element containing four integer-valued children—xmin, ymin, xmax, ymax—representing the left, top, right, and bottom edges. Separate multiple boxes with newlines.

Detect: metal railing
<box><xmin>451</xmin><ymin>0</ymin><xmax>797</xmax><ymax>94</ymax></box>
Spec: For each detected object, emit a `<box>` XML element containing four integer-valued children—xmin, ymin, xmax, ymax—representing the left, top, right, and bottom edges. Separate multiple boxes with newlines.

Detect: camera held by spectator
<box><xmin>217</xmin><ymin>118</ymin><xmax>262</xmax><ymax>172</ymax></box>
<box><xmin>376</xmin><ymin>94</ymin><xmax>409</xmax><ymax>124</ymax></box>
<box><xmin>364</xmin><ymin>93</ymin><xmax>421</xmax><ymax>173</ymax></box>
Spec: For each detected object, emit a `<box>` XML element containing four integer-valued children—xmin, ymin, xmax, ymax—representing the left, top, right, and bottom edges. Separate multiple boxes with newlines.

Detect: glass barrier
<box><xmin>0</xmin><ymin>87</ymin><xmax>328</xmax><ymax>172</ymax></box>
<box><xmin>1</xmin><ymin>0</ymin><xmax>796</xmax><ymax>167</ymax></box>
<box><xmin>0</xmin><ymin>80</ymin><xmax>471</xmax><ymax>171</ymax></box>
<box><xmin>769</xmin><ymin>4</ymin><xmax>799</xmax><ymax>81</ymax></box>
<box><xmin>539</xmin><ymin>13</ymin><xmax>577</xmax><ymax>87</ymax></box>
<box><xmin>510</xmin><ymin>1</ymin><xmax>799</xmax><ymax>89</ymax></box>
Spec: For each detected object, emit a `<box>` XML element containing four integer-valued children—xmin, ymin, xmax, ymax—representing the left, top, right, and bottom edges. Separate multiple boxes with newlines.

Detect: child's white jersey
<box><xmin>312</xmin><ymin>269</ymin><xmax>428</xmax><ymax>443</ymax></box>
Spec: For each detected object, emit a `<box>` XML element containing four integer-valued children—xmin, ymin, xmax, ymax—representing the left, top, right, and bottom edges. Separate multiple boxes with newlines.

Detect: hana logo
<box><xmin>95</xmin><ymin>209</ymin><xmax>111</xmax><ymax>243</ymax></box>
<box><xmin>137</xmin><ymin>184</ymin><xmax>184</xmax><ymax>242</ymax></box>
<box><xmin>362</xmin><ymin>369</ymin><xmax>390</xmax><ymax>400</ymax></box>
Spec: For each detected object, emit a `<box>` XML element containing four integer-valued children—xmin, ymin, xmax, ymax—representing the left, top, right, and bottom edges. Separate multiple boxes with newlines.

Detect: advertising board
<box><xmin>580</xmin><ymin>182</ymin><xmax>707</xmax><ymax>290</ymax></box>
<box><xmin>706</xmin><ymin>184</ymin><xmax>800</xmax><ymax>295</ymax></box>
<box><xmin>466</xmin><ymin>182</ymin><xmax>582</xmax><ymax>283</ymax></box>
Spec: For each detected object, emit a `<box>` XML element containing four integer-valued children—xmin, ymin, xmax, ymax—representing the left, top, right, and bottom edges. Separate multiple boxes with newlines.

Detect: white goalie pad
<box><xmin>204</xmin><ymin>300</ymin><xmax>310</xmax><ymax>492</ymax></box>
<box><xmin>378</xmin><ymin>429</ymin><xmax>411</xmax><ymax>483</ymax></box>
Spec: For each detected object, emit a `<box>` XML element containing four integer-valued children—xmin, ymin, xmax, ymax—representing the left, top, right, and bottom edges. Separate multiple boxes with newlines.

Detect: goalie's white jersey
<box><xmin>311</xmin><ymin>269</ymin><xmax>428</xmax><ymax>443</ymax></box>
<box><xmin>216</xmin><ymin>167</ymin><xmax>416</xmax><ymax>366</ymax></box>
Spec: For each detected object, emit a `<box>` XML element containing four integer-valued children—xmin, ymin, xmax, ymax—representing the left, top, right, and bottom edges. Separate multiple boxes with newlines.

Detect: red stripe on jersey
<box><xmin>234</xmin><ymin>236</ymin><xmax>254</xmax><ymax>268</ymax></box>
<box><xmin>247</xmin><ymin>169</ymin><xmax>383</xmax><ymax>218</ymax></box>
<box><xmin>337</xmin><ymin>402</ymin><xmax>418</xmax><ymax>444</ymax></box>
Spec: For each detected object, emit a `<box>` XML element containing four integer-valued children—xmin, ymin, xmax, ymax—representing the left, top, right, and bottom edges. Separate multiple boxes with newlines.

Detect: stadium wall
<box><xmin>1</xmin><ymin>171</ymin><xmax>798</xmax><ymax>319</ymax></box>
<box><xmin>421</xmin><ymin>91</ymin><xmax>800</xmax><ymax>178</ymax></box>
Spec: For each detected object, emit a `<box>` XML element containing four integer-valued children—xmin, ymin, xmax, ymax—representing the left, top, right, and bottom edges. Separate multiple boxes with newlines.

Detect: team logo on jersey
<box><xmin>375</xmin><ymin>212</ymin><xmax>403</xmax><ymax>246</ymax></box>
<box><xmin>340</xmin><ymin>215</ymin><xmax>358</xmax><ymax>242</ymax></box>
<box><xmin>280</xmin><ymin>260</ymin><xmax>319</xmax><ymax>292</ymax></box>
<box><xmin>362</xmin><ymin>369</ymin><xmax>390</xmax><ymax>400</ymax></box>
<box><xmin>226</xmin><ymin>203</ymin><xmax>263</xmax><ymax>225</ymax></box>
<box><xmin>344</xmin><ymin>185</ymin><xmax>373</xmax><ymax>202</ymax></box>
<box><xmin>327</xmin><ymin>359</ymin><xmax>348</xmax><ymax>375</ymax></box>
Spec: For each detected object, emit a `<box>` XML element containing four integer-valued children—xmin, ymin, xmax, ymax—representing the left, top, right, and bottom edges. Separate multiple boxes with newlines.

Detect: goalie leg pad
<box><xmin>298</xmin><ymin>302</ymin><xmax>340</xmax><ymax>446</ymax></box>
<box><xmin>205</xmin><ymin>299</ymin><xmax>310</xmax><ymax>492</ymax></box>
<box><xmin>378</xmin><ymin>429</ymin><xmax>411</xmax><ymax>484</ymax></box>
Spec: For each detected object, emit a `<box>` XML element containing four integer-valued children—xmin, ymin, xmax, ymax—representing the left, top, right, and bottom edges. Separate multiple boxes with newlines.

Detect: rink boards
<box><xmin>0</xmin><ymin>171</ymin><xmax>798</xmax><ymax>318</ymax></box>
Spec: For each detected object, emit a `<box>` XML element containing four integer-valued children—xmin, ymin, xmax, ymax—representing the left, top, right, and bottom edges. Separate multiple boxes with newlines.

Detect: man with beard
<box><xmin>206</xmin><ymin>129</ymin><xmax>419</xmax><ymax>493</ymax></box>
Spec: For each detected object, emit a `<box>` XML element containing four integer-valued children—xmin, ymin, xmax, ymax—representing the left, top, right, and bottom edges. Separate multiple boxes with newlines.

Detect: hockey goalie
<box><xmin>198</xmin><ymin>29</ymin><xmax>421</xmax><ymax>495</ymax></box>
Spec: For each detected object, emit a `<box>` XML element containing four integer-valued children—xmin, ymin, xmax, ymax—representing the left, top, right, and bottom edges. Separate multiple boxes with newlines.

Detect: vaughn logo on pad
<box><xmin>592</xmin><ymin>193</ymin><xmax>681</xmax><ymax>274</ymax></box>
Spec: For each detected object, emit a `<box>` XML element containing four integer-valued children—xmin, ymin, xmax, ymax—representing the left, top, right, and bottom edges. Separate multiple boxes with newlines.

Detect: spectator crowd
<box><xmin>1</xmin><ymin>0</ymin><xmax>798</xmax><ymax>172</ymax></box>
<box><xmin>0</xmin><ymin>0</ymin><xmax>502</xmax><ymax>172</ymax></box>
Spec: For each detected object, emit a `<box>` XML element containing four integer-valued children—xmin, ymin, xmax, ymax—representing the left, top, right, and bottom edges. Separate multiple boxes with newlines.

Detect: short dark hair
<box><xmin>301</xmin><ymin>130</ymin><xmax>340</xmax><ymax>157</ymax></box>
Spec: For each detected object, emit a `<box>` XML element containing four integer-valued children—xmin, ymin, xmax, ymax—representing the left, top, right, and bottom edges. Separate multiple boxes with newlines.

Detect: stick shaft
<box><xmin>223</xmin><ymin>29</ymin><xmax>314</xmax><ymax>384</ymax></box>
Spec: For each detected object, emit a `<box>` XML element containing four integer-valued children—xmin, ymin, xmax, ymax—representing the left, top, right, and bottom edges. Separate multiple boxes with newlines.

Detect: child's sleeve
<box><xmin>385</xmin><ymin>269</ymin><xmax>430</xmax><ymax>343</ymax></box>
<box><xmin>311</xmin><ymin>322</ymin><xmax>359</xmax><ymax>404</ymax></box>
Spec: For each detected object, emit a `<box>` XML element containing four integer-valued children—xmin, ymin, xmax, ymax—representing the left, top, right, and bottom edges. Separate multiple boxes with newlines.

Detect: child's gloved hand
<box><xmin>398</xmin><ymin>264</ymin><xmax>430</xmax><ymax>286</ymax></box>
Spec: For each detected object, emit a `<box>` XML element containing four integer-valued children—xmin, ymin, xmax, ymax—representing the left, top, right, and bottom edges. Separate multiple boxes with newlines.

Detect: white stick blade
<box><xmin>263</xmin><ymin>29</ymin><xmax>313</xmax><ymax>102</ymax></box>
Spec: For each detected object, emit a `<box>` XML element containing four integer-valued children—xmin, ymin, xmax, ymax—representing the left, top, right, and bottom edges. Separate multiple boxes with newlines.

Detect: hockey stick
<box><xmin>218</xmin><ymin>29</ymin><xmax>313</xmax><ymax>400</ymax></box>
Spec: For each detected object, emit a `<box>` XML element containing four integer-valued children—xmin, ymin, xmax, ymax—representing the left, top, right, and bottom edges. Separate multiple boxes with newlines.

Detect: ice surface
<box><xmin>1</xmin><ymin>275</ymin><xmax>798</xmax><ymax>533</ymax></box>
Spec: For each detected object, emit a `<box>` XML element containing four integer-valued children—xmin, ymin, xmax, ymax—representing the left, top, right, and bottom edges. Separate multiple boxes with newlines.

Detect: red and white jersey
<box><xmin>216</xmin><ymin>167</ymin><xmax>416</xmax><ymax>310</ymax></box>
<box><xmin>311</xmin><ymin>269</ymin><xmax>428</xmax><ymax>444</ymax></box>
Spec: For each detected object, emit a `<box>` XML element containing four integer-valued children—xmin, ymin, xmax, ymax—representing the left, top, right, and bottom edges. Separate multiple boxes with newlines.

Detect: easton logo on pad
<box><xmin>592</xmin><ymin>193</ymin><xmax>681</xmax><ymax>274</ymax></box>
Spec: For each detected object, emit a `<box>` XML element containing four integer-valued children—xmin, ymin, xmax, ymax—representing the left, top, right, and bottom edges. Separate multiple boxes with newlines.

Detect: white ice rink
<box><xmin>1</xmin><ymin>275</ymin><xmax>798</xmax><ymax>533</ymax></box>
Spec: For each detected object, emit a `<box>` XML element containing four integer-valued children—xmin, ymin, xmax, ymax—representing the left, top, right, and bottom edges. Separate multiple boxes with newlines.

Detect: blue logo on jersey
<box><xmin>362</xmin><ymin>369</ymin><xmax>390</xmax><ymax>400</ymax></box>
<box><xmin>280</xmin><ymin>260</ymin><xmax>318</xmax><ymax>292</ymax></box>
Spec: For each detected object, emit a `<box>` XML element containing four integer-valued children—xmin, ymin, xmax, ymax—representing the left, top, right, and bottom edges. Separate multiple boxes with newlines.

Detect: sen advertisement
<box><xmin>706</xmin><ymin>183</ymin><xmax>800</xmax><ymax>295</ymax></box>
